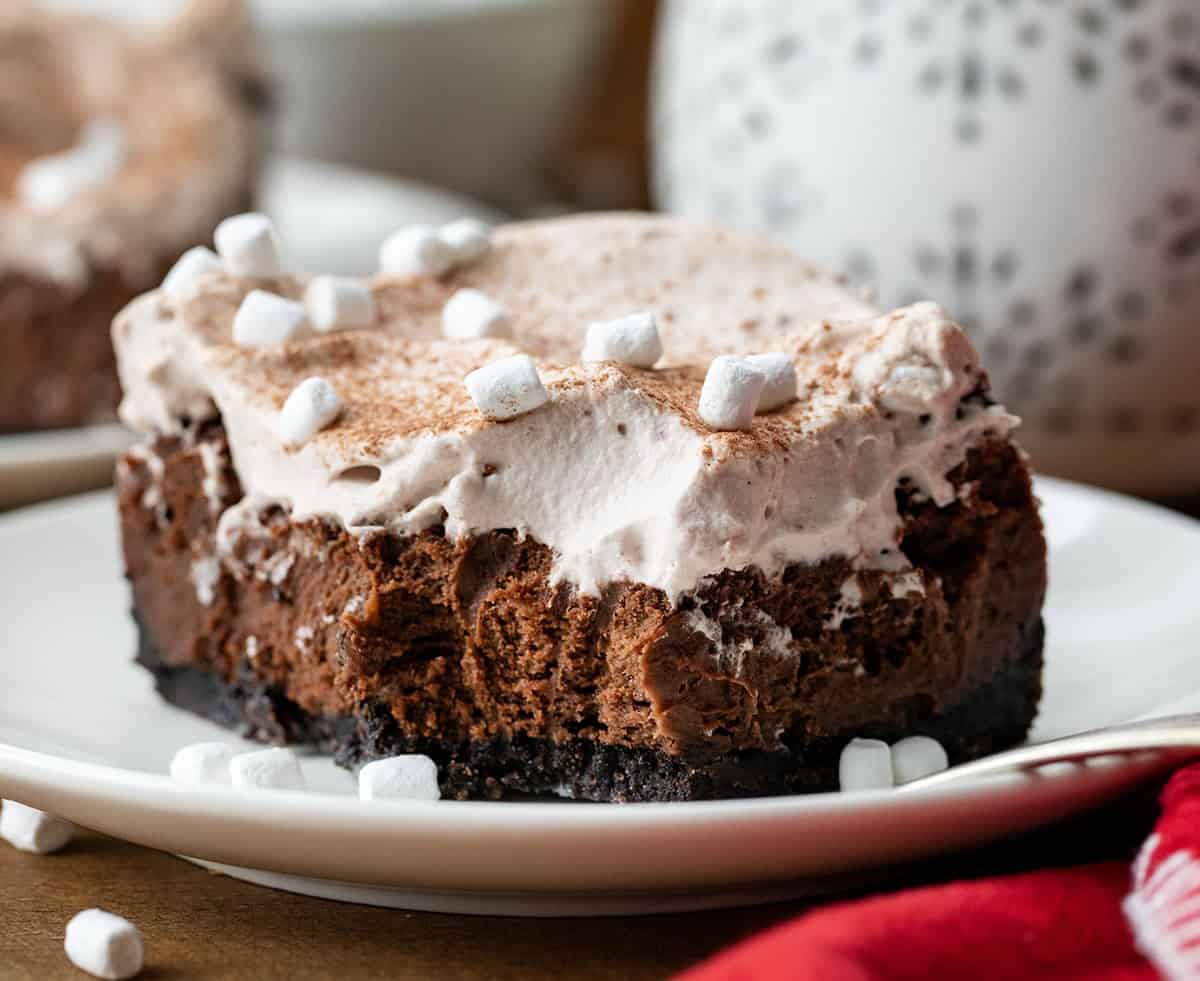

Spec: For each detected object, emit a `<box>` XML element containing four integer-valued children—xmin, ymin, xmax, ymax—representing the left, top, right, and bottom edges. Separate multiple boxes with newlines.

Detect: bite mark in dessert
<box><xmin>113</xmin><ymin>214</ymin><xmax>1046</xmax><ymax>802</ymax></box>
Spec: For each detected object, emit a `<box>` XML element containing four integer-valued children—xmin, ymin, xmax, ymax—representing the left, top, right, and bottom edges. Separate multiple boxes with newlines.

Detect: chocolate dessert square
<box><xmin>114</xmin><ymin>214</ymin><xmax>1045</xmax><ymax>801</ymax></box>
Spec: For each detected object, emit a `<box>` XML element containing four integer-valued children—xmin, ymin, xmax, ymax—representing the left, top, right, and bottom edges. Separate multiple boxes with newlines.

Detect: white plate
<box><xmin>0</xmin><ymin>156</ymin><xmax>502</xmax><ymax>510</ymax></box>
<box><xmin>0</xmin><ymin>478</ymin><xmax>1196</xmax><ymax>916</ymax></box>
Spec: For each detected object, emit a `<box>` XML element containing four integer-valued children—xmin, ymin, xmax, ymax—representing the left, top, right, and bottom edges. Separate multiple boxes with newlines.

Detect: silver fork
<box><xmin>900</xmin><ymin>714</ymin><xmax>1200</xmax><ymax>792</ymax></box>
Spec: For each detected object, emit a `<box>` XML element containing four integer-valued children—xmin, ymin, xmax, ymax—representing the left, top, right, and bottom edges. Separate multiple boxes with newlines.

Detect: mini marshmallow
<box><xmin>231</xmin><ymin>290</ymin><xmax>308</xmax><ymax>348</ymax></box>
<box><xmin>229</xmin><ymin>747</ymin><xmax>307</xmax><ymax>791</ymax></box>
<box><xmin>581</xmin><ymin>311</ymin><xmax>663</xmax><ymax>368</ymax></box>
<box><xmin>168</xmin><ymin>742</ymin><xmax>235</xmax><ymax>786</ymax></box>
<box><xmin>379</xmin><ymin>224</ymin><xmax>454</xmax><ymax>277</ymax></box>
<box><xmin>64</xmin><ymin>908</ymin><xmax>144</xmax><ymax>981</ymax></box>
<box><xmin>697</xmin><ymin>356</ymin><xmax>766</xmax><ymax>431</ymax></box>
<box><xmin>161</xmin><ymin>247</ymin><xmax>223</xmax><ymax>299</ymax></box>
<box><xmin>304</xmin><ymin>276</ymin><xmax>376</xmax><ymax>332</ymax></box>
<box><xmin>278</xmin><ymin>376</ymin><xmax>342</xmax><ymax>446</ymax></box>
<box><xmin>358</xmin><ymin>755</ymin><xmax>441</xmax><ymax>802</ymax></box>
<box><xmin>16</xmin><ymin>116</ymin><xmax>129</xmax><ymax>213</ymax></box>
<box><xmin>439</xmin><ymin>217</ymin><xmax>493</xmax><ymax>264</ymax></box>
<box><xmin>1</xmin><ymin>800</ymin><xmax>74</xmax><ymax>854</ymax></box>
<box><xmin>16</xmin><ymin>115</ymin><xmax>127</xmax><ymax>213</ymax></box>
<box><xmin>464</xmin><ymin>354</ymin><xmax>549</xmax><ymax>421</ymax></box>
<box><xmin>890</xmin><ymin>735</ymin><xmax>950</xmax><ymax>785</ymax></box>
<box><xmin>838</xmin><ymin>738</ymin><xmax>894</xmax><ymax>792</ymax></box>
<box><xmin>442</xmin><ymin>288</ymin><xmax>512</xmax><ymax>340</ymax></box>
<box><xmin>214</xmin><ymin>212</ymin><xmax>283</xmax><ymax>279</ymax></box>
<box><xmin>745</xmin><ymin>352</ymin><xmax>799</xmax><ymax>412</ymax></box>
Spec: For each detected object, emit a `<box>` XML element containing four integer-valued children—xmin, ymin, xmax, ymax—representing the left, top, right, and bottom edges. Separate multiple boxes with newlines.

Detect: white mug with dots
<box><xmin>653</xmin><ymin>0</ymin><xmax>1200</xmax><ymax>497</ymax></box>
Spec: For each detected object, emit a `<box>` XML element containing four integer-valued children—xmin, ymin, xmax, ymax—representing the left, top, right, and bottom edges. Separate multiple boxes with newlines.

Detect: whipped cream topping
<box><xmin>0</xmin><ymin>0</ymin><xmax>263</xmax><ymax>289</ymax></box>
<box><xmin>114</xmin><ymin>214</ymin><xmax>1017</xmax><ymax>601</ymax></box>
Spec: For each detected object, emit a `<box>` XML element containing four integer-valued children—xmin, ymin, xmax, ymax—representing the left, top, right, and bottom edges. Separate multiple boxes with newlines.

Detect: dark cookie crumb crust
<box><xmin>138</xmin><ymin>612</ymin><xmax>1043</xmax><ymax>801</ymax></box>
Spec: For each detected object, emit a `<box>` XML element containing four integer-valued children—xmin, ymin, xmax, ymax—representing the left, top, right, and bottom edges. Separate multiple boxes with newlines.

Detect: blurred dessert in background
<box><xmin>0</xmin><ymin>0</ymin><xmax>266</xmax><ymax>433</ymax></box>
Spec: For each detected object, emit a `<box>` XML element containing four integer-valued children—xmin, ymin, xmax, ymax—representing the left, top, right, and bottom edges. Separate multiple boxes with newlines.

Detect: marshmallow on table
<box><xmin>278</xmin><ymin>376</ymin><xmax>342</xmax><ymax>446</ymax></box>
<box><xmin>16</xmin><ymin>116</ymin><xmax>129</xmax><ymax>213</ymax></box>
<box><xmin>232</xmin><ymin>290</ymin><xmax>308</xmax><ymax>348</ymax></box>
<box><xmin>464</xmin><ymin>354</ymin><xmax>549</xmax><ymax>421</ymax></box>
<box><xmin>161</xmin><ymin>247</ymin><xmax>223</xmax><ymax>300</ymax></box>
<box><xmin>582</xmin><ymin>311</ymin><xmax>663</xmax><ymax>368</ymax></box>
<box><xmin>442</xmin><ymin>288</ymin><xmax>512</xmax><ymax>340</ymax></box>
<box><xmin>304</xmin><ymin>276</ymin><xmax>376</xmax><ymax>332</ymax></box>
<box><xmin>697</xmin><ymin>356</ymin><xmax>766</xmax><ymax>431</ymax></box>
<box><xmin>890</xmin><ymin>735</ymin><xmax>950</xmax><ymax>785</ymax></box>
<box><xmin>745</xmin><ymin>352</ymin><xmax>799</xmax><ymax>412</ymax></box>
<box><xmin>168</xmin><ymin>742</ymin><xmax>235</xmax><ymax>786</ymax></box>
<box><xmin>379</xmin><ymin>224</ymin><xmax>455</xmax><ymax>277</ymax></box>
<box><xmin>358</xmin><ymin>755</ymin><xmax>441</xmax><ymax>802</ymax></box>
<box><xmin>215</xmin><ymin>212</ymin><xmax>283</xmax><ymax>279</ymax></box>
<box><xmin>838</xmin><ymin>738</ymin><xmax>895</xmax><ymax>792</ymax></box>
<box><xmin>439</xmin><ymin>217</ymin><xmax>493</xmax><ymax>264</ymax></box>
<box><xmin>229</xmin><ymin>747</ymin><xmax>307</xmax><ymax>791</ymax></box>
<box><xmin>64</xmin><ymin>909</ymin><xmax>144</xmax><ymax>981</ymax></box>
<box><xmin>1</xmin><ymin>800</ymin><xmax>74</xmax><ymax>854</ymax></box>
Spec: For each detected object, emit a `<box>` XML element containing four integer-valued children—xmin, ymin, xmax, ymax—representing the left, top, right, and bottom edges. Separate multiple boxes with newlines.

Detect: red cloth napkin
<box><xmin>682</xmin><ymin>766</ymin><xmax>1200</xmax><ymax>981</ymax></box>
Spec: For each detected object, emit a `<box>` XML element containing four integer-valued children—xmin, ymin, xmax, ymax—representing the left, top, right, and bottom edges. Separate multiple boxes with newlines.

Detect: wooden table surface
<box><xmin>0</xmin><ymin>784</ymin><xmax>1163</xmax><ymax>981</ymax></box>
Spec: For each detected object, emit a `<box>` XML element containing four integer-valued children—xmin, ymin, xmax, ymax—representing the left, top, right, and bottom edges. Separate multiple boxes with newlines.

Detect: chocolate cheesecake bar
<box><xmin>0</xmin><ymin>0</ymin><xmax>264</xmax><ymax>432</ymax></box>
<box><xmin>114</xmin><ymin>214</ymin><xmax>1046</xmax><ymax>801</ymax></box>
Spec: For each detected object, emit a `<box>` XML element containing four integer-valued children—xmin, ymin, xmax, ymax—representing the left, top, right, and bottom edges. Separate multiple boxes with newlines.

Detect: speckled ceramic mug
<box><xmin>653</xmin><ymin>0</ymin><xmax>1200</xmax><ymax>496</ymax></box>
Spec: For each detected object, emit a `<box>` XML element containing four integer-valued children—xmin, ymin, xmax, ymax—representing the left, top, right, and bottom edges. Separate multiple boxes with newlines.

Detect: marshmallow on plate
<box><xmin>1</xmin><ymin>800</ymin><xmax>75</xmax><ymax>854</ymax></box>
<box><xmin>442</xmin><ymin>288</ymin><xmax>511</xmax><ymax>340</ymax></box>
<box><xmin>161</xmin><ymin>247</ymin><xmax>223</xmax><ymax>300</ymax></box>
<box><xmin>232</xmin><ymin>290</ymin><xmax>308</xmax><ymax>348</ymax></box>
<box><xmin>168</xmin><ymin>742</ymin><xmax>236</xmax><ymax>786</ymax></box>
<box><xmin>464</xmin><ymin>354</ymin><xmax>549</xmax><ymax>421</ymax></box>
<box><xmin>439</xmin><ymin>217</ymin><xmax>493</xmax><ymax>264</ymax></box>
<box><xmin>229</xmin><ymin>747</ymin><xmax>307</xmax><ymax>791</ymax></box>
<box><xmin>304</xmin><ymin>276</ymin><xmax>376</xmax><ymax>332</ymax></box>
<box><xmin>744</xmin><ymin>352</ymin><xmax>798</xmax><ymax>412</ymax></box>
<box><xmin>358</xmin><ymin>755</ymin><xmax>441</xmax><ymax>802</ymax></box>
<box><xmin>215</xmin><ymin>213</ymin><xmax>283</xmax><ymax>279</ymax></box>
<box><xmin>379</xmin><ymin>224</ymin><xmax>454</xmax><ymax>277</ymax></box>
<box><xmin>278</xmin><ymin>377</ymin><xmax>342</xmax><ymax>446</ymax></box>
<box><xmin>64</xmin><ymin>909</ymin><xmax>144</xmax><ymax>981</ymax></box>
<box><xmin>16</xmin><ymin>116</ymin><xmax>128</xmax><ymax>213</ymax></box>
<box><xmin>581</xmin><ymin>311</ymin><xmax>662</xmax><ymax>368</ymax></box>
<box><xmin>838</xmin><ymin>738</ymin><xmax>895</xmax><ymax>792</ymax></box>
<box><xmin>890</xmin><ymin>735</ymin><xmax>950</xmax><ymax>785</ymax></box>
<box><xmin>697</xmin><ymin>356</ymin><xmax>766</xmax><ymax>431</ymax></box>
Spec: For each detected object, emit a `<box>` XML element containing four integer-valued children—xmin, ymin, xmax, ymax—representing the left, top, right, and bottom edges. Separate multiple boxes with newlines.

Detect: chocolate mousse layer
<box><xmin>119</xmin><ymin>422</ymin><xmax>1045</xmax><ymax>801</ymax></box>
